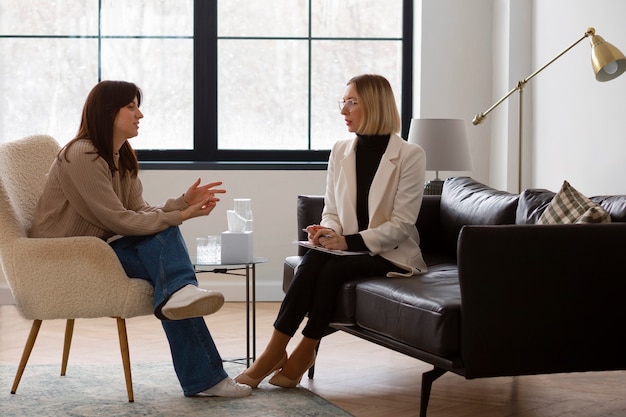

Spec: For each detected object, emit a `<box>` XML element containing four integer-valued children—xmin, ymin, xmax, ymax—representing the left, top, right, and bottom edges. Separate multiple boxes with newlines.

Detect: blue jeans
<box><xmin>110</xmin><ymin>226</ymin><xmax>228</xmax><ymax>396</ymax></box>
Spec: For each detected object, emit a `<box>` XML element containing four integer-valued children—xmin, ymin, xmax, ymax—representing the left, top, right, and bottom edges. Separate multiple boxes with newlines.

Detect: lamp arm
<box><xmin>472</xmin><ymin>83</ymin><xmax>521</xmax><ymax>125</ymax></box>
<box><xmin>473</xmin><ymin>28</ymin><xmax>595</xmax><ymax>125</ymax></box>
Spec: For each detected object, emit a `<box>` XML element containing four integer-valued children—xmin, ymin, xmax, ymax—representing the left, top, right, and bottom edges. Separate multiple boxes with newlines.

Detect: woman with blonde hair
<box><xmin>236</xmin><ymin>74</ymin><xmax>427</xmax><ymax>388</ymax></box>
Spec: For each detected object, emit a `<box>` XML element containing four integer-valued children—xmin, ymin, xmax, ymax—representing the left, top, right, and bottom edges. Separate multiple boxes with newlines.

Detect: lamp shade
<box><xmin>408</xmin><ymin>118</ymin><xmax>472</xmax><ymax>172</ymax></box>
<box><xmin>590</xmin><ymin>34</ymin><xmax>626</xmax><ymax>81</ymax></box>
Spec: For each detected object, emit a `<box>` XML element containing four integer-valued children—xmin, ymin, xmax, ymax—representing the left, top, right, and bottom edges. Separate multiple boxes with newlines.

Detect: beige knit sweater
<box><xmin>29</xmin><ymin>139</ymin><xmax>186</xmax><ymax>240</ymax></box>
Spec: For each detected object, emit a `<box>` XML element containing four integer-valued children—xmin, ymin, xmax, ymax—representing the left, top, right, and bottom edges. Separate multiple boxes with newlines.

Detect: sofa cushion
<box><xmin>440</xmin><ymin>177</ymin><xmax>519</xmax><ymax>255</ymax></box>
<box><xmin>517</xmin><ymin>188</ymin><xmax>626</xmax><ymax>224</ymax></box>
<box><xmin>515</xmin><ymin>188</ymin><xmax>555</xmax><ymax>224</ymax></box>
<box><xmin>354</xmin><ymin>264</ymin><xmax>461</xmax><ymax>357</ymax></box>
<box><xmin>537</xmin><ymin>181</ymin><xmax>611</xmax><ymax>224</ymax></box>
<box><xmin>590</xmin><ymin>195</ymin><xmax>626</xmax><ymax>222</ymax></box>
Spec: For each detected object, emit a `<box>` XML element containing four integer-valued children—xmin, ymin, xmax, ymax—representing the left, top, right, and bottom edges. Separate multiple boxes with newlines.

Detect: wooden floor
<box><xmin>1</xmin><ymin>302</ymin><xmax>625</xmax><ymax>417</ymax></box>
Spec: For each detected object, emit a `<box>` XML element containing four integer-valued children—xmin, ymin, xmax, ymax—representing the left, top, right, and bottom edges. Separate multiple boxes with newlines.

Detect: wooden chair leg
<box><xmin>116</xmin><ymin>317</ymin><xmax>134</xmax><ymax>402</ymax></box>
<box><xmin>11</xmin><ymin>319</ymin><xmax>42</xmax><ymax>394</ymax></box>
<box><xmin>61</xmin><ymin>319</ymin><xmax>75</xmax><ymax>376</ymax></box>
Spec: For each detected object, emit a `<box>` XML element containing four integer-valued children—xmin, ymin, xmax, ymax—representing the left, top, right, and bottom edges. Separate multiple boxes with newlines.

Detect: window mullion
<box><xmin>194</xmin><ymin>0</ymin><xmax>218</xmax><ymax>161</ymax></box>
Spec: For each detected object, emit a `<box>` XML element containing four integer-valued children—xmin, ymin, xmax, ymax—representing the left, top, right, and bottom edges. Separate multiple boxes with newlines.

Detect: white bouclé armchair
<box><xmin>0</xmin><ymin>135</ymin><xmax>154</xmax><ymax>402</ymax></box>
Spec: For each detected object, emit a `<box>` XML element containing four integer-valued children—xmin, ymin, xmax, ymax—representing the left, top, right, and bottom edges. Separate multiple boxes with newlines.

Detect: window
<box><xmin>0</xmin><ymin>0</ymin><xmax>194</xmax><ymax>153</ymax></box>
<box><xmin>0</xmin><ymin>0</ymin><xmax>413</xmax><ymax>169</ymax></box>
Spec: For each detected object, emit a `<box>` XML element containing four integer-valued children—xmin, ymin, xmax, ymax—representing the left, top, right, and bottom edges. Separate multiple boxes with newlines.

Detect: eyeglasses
<box><xmin>338</xmin><ymin>99</ymin><xmax>359</xmax><ymax>111</ymax></box>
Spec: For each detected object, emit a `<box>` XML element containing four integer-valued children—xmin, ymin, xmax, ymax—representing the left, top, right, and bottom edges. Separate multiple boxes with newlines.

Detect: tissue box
<box><xmin>220</xmin><ymin>231</ymin><xmax>254</xmax><ymax>264</ymax></box>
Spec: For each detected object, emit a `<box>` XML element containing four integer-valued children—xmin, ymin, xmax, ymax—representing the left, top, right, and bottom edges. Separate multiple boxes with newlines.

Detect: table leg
<box><xmin>245</xmin><ymin>264</ymin><xmax>250</xmax><ymax>367</ymax></box>
<box><xmin>252</xmin><ymin>263</ymin><xmax>256</xmax><ymax>362</ymax></box>
<box><xmin>193</xmin><ymin>261</ymin><xmax>262</xmax><ymax>368</ymax></box>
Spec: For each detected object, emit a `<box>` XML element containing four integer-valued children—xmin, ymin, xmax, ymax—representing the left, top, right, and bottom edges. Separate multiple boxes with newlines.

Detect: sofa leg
<box><xmin>307</xmin><ymin>326</ymin><xmax>337</xmax><ymax>379</ymax></box>
<box><xmin>420</xmin><ymin>366</ymin><xmax>447</xmax><ymax>417</ymax></box>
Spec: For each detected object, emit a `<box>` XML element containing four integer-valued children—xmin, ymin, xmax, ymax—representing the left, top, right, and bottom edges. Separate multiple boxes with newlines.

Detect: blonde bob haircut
<box><xmin>348</xmin><ymin>74</ymin><xmax>401</xmax><ymax>135</ymax></box>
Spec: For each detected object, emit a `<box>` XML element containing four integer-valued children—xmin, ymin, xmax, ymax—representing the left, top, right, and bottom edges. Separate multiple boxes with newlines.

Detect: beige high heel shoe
<box><xmin>234</xmin><ymin>352</ymin><xmax>287</xmax><ymax>388</ymax></box>
<box><xmin>268</xmin><ymin>355</ymin><xmax>316</xmax><ymax>388</ymax></box>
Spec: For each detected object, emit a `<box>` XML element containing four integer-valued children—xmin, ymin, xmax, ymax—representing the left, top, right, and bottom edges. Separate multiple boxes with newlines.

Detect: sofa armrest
<box><xmin>296</xmin><ymin>195</ymin><xmax>324</xmax><ymax>256</ymax></box>
<box><xmin>457</xmin><ymin>224</ymin><xmax>626</xmax><ymax>379</ymax></box>
<box><xmin>416</xmin><ymin>195</ymin><xmax>456</xmax><ymax>265</ymax></box>
<box><xmin>283</xmin><ymin>255</ymin><xmax>301</xmax><ymax>293</ymax></box>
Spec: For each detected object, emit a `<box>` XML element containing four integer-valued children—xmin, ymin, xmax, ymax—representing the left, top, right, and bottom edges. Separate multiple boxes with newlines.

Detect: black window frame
<box><xmin>137</xmin><ymin>0</ymin><xmax>413</xmax><ymax>170</ymax></box>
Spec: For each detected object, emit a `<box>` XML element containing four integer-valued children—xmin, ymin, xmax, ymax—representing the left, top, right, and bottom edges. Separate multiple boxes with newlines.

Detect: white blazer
<box><xmin>321</xmin><ymin>133</ymin><xmax>427</xmax><ymax>276</ymax></box>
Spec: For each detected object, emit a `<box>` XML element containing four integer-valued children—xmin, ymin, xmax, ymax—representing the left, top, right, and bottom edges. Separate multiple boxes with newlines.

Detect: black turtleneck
<box><xmin>344</xmin><ymin>134</ymin><xmax>390</xmax><ymax>251</ymax></box>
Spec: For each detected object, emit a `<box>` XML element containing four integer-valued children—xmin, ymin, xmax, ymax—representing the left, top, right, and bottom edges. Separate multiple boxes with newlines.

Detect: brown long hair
<box><xmin>61</xmin><ymin>80</ymin><xmax>141</xmax><ymax>177</ymax></box>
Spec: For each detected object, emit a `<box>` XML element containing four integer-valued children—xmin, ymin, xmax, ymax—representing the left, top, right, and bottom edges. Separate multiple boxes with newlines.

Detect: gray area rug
<box><xmin>1</xmin><ymin>361</ymin><xmax>352</xmax><ymax>417</ymax></box>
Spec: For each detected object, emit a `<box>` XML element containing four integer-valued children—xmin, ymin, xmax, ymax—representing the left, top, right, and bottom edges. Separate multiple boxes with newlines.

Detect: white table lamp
<box><xmin>408</xmin><ymin>118</ymin><xmax>472</xmax><ymax>195</ymax></box>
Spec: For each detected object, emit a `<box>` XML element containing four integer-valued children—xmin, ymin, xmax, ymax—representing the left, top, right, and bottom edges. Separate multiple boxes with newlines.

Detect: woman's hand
<box><xmin>303</xmin><ymin>224</ymin><xmax>323</xmax><ymax>241</ymax></box>
<box><xmin>183</xmin><ymin>178</ymin><xmax>226</xmax><ymax>206</ymax></box>
<box><xmin>180</xmin><ymin>178</ymin><xmax>226</xmax><ymax>221</ymax></box>
<box><xmin>318</xmin><ymin>232</ymin><xmax>347</xmax><ymax>251</ymax></box>
<box><xmin>305</xmin><ymin>225</ymin><xmax>347</xmax><ymax>250</ymax></box>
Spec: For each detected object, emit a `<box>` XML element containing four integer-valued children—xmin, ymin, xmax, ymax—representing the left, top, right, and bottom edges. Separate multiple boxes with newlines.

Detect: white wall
<box><xmin>416</xmin><ymin>0</ymin><xmax>494</xmax><ymax>186</ymax></box>
<box><xmin>488</xmin><ymin>0</ymin><xmax>533</xmax><ymax>192</ymax></box>
<box><xmin>531</xmin><ymin>0</ymin><xmax>626</xmax><ymax>195</ymax></box>
<box><xmin>422</xmin><ymin>0</ymin><xmax>626</xmax><ymax>196</ymax></box>
<box><xmin>467</xmin><ymin>0</ymin><xmax>626</xmax><ymax>195</ymax></box>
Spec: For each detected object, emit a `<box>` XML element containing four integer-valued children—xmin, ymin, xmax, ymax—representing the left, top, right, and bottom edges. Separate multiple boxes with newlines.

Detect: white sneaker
<box><xmin>161</xmin><ymin>284</ymin><xmax>224</xmax><ymax>320</ymax></box>
<box><xmin>201</xmin><ymin>377</ymin><xmax>252</xmax><ymax>398</ymax></box>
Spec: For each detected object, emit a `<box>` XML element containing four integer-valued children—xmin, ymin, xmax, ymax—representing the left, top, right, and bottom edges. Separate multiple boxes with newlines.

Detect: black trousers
<box><xmin>274</xmin><ymin>249</ymin><xmax>402</xmax><ymax>339</ymax></box>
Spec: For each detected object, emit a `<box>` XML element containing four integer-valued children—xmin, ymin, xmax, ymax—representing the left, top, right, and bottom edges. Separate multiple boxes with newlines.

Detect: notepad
<box><xmin>294</xmin><ymin>241</ymin><xmax>370</xmax><ymax>256</ymax></box>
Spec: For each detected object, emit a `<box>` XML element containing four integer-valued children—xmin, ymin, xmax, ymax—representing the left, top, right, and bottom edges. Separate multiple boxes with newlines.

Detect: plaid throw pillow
<box><xmin>537</xmin><ymin>181</ymin><xmax>611</xmax><ymax>224</ymax></box>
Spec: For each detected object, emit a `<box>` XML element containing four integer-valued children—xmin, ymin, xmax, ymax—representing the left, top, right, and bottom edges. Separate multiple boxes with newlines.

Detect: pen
<box><xmin>302</xmin><ymin>228</ymin><xmax>332</xmax><ymax>238</ymax></box>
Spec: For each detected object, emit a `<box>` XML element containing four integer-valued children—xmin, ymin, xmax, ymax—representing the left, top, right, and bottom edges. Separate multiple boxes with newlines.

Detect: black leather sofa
<box><xmin>283</xmin><ymin>176</ymin><xmax>626</xmax><ymax>417</ymax></box>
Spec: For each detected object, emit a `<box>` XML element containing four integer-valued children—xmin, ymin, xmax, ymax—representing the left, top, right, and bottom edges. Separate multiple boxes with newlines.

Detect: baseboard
<box><xmin>0</xmin><ymin>284</ymin><xmax>15</xmax><ymax>305</ymax></box>
<box><xmin>197</xmin><ymin>278</ymin><xmax>284</xmax><ymax>302</ymax></box>
<box><xmin>0</xmin><ymin>281</ymin><xmax>284</xmax><ymax>305</ymax></box>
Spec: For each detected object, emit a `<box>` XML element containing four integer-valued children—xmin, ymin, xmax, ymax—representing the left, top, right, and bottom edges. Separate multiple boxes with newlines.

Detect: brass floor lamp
<box><xmin>473</xmin><ymin>27</ymin><xmax>626</xmax><ymax>193</ymax></box>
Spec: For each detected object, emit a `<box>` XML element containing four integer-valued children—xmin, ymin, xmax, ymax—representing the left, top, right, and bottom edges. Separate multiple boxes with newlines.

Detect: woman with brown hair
<box><xmin>30</xmin><ymin>80</ymin><xmax>251</xmax><ymax>398</ymax></box>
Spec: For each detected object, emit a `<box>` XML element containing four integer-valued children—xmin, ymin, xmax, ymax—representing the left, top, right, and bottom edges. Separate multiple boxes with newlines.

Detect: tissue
<box><xmin>226</xmin><ymin>210</ymin><xmax>247</xmax><ymax>233</ymax></box>
<box><xmin>221</xmin><ymin>199</ymin><xmax>254</xmax><ymax>263</ymax></box>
